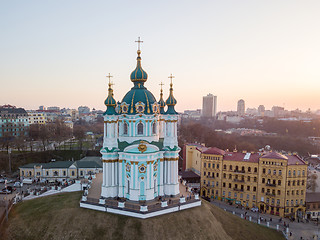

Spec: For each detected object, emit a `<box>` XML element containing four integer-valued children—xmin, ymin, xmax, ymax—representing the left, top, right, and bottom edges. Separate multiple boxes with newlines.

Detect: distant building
<box><xmin>202</xmin><ymin>93</ymin><xmax>217</xmax><ymax>118</ymax></box>
<box><xmin>47</xmin><ymin>106</ymin><xmax>60</xmax><ymax>111</ymax></box>
<box><xmin>272</xmin><ymin>106</ymin><xmax>285</xmax><ymax>117</ymax></box>
<box><xmin>0</xmin><ymin>105</ymin><xmax>29</xmax><ymax>138</ymax></box>
<box><xmin>27</xmin><ymin>111</ymin><xmax>47</xmax><ymax>125</ymax></box>
<box><xmin>237</xmin><ymin>99</ymin><xmax>245</xmax><ymax>116</ymax></box>
<box><xmin>305</xmin><ymin>192</ymin><xmax>320</xmax><ymax>220</ymax></box>
<box><xmin>38</xmin><ymin>106</ymin><xmax>45</xmax><ymax>111</ymax></box>
<box><xmin>182</xmin><ymin>109</ymin><xmax>201</xmax><ymax>119</ymax></box>
<box><xmin>246</xmin><ymin>108</ymin><xmax>258</xmax><ymax>116</ymax></box>
<box><xmin>258</xmin><ymin>105</ymin><xmax>265</xmax><ymax>116</ymax></box>
<box><xmin>78</xmin><ymin>106</ymin><xmax>90</xmax><ymax>115</ymax></box>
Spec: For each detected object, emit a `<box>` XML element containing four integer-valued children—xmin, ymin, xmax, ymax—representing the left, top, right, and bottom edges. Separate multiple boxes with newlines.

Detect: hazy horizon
<box><xmin>1</xmin><ymin>1</ymin><xmax>320</xmax><ymax>112</ymax></box>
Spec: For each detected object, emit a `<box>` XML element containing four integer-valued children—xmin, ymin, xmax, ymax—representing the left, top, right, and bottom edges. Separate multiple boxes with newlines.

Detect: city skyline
<box><xmin>1</xmin><ymin>1</ymin><xmax>320</xmax><ymax>112</ymax></box>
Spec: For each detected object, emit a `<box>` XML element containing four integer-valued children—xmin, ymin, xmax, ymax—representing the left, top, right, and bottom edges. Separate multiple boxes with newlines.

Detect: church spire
<box><xmin>104</xmin><ymin>73</ymin><xmax>117</xmax><ymax>115</ymax></box>
<box><xmin>130</xmin><ymin>37</ymin><xmax>148</xmax><ymax>85</ymax></box>
<box><xmin>158</xmin><ymin>82</ymin><xmax>166</xmax><ymax>114</ymax></box>
<box><xmin>165</xmin><ymin>74</ymin><xmax>178</xmax><ymax>115</ymax></box>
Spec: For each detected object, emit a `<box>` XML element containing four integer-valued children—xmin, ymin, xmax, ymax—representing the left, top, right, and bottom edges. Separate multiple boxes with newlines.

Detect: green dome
<box><xmin>165</xmin><ymin>83</ymin><xmax>178</xmax><ymax>115</ymax></box>
<box><xmin>104</xmin><ymin>83</ymin><xmax>118</xmax><ymax>115</ymax></box>
<box><xmin>130</xmin><ymin>50</ymin><xmax>148</xmax><ymax>83</ymax></box>
<box><xmin>158</xmin><ymin>89</ymin><xmax>166</xmax><ymax>114</ymax></box>
<box><xmin>121</xmin><ymin>84</ymin><xmax>157</xmax><ymax>115</ymax></box>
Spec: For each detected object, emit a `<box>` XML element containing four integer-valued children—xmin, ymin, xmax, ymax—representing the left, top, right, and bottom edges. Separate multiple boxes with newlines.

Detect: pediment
<box><xmin>124</xmin><ymin>141</ymin><xmax>159</xmax><ymax>154</ymax></box>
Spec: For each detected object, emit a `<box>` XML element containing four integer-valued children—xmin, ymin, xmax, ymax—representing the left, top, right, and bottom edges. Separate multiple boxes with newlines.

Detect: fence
<box><xmin>83</xmin><ymin>194</ymin><xmax>199</xmax><ymax>214</ymax></box>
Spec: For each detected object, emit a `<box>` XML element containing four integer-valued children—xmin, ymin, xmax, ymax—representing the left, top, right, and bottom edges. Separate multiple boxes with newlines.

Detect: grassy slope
<box><xmin>1</xmin><ymin>192</ymin><xmax>284</xmax><ymax>240</ymax></box>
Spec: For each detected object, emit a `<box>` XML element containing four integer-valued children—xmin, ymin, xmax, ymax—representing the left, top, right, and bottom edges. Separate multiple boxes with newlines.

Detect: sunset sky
<box><xmin>1</xmin><ymin>1</ymin><xmax>320</xmax><ymax>112</ymax></box>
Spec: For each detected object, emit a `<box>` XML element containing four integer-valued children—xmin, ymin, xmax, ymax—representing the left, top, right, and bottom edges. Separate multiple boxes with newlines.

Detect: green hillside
<box><xmin>1</xmin><ymin>192</ymin><xmax>284</xmax><ymax>240</ymax></box>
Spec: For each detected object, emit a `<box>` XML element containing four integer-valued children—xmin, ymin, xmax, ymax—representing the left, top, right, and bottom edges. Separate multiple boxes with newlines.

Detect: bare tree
<box><xmin>73</xmin><ymin>125</ymin><xmax>86</xmax><ymax>150</ymax></box>
<box><xmin>307</xmin><ymin>171</ymin><xmax>318</xmax><ymax>192</ymax></box>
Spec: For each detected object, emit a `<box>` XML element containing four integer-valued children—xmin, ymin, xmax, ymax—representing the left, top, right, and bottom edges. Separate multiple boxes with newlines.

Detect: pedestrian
<box><xmin>289</xmin><ymin>232</ymin><xmax>292</xmax><ymax>237</ymax></box>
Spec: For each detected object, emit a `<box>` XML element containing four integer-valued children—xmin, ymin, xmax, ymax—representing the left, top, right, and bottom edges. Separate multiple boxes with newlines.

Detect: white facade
<box><xmin>101</xmin><ymin>113</ymin><xmax>180</xmax><ymax>201</ymax></box>
<box><xmin>100</xmin><ymin>49</ymin><xmax>180</xmax><ymax>202</ymax></box>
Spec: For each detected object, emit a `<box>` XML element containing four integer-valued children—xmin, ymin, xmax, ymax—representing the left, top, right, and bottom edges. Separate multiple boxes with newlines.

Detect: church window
<box><xmin>137</xmin><ymin>122</ymin><xmax>144</xmax><ymax>135</ymax></box>
<box><xmin>152</xmin><ymin>122</ymin><xmax>157</xmax><ymax>135</ymax></box>
<box><xmin>123</xmin><ymin>122</ymin><xmax>128</xmax><ymax>135</ymax></box>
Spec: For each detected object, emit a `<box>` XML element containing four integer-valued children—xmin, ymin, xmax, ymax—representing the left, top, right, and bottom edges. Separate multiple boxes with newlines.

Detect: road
<box><xmin>211</xmin><ymin>200</ymin><xmax>319</xmax><ymax>240</ymax></box>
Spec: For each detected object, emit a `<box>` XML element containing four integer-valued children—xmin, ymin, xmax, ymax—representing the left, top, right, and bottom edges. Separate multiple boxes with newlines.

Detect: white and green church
<box><xmin>81</xmin><ymin>42</ymin><xmax>200</xmax><ymax>218</ymax></box>
<box><xmin>101</xmin><ymin>47</ymin><xmax>180</xmax><ymax>202</ymax></box>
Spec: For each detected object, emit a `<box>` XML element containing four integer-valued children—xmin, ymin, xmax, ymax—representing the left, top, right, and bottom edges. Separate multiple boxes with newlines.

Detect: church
<box><xmin>100</xmin><ymin>41</ymin><xmax>180</xmax><ymax>202</ymax></box>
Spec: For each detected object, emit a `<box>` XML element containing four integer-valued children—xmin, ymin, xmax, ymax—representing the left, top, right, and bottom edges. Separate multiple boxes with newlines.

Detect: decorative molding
<box><xmin>102</xmin><ymin>159</ymin><xmax>119</xmax><ymax>163</ymax></box>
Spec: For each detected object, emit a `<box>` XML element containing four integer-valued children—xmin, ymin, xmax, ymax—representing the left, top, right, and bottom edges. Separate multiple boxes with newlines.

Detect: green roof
<box><xmin>19</xmin><ymin>163</ymin><xmax>40</xmax><ymax>169</ymax></box>
<box><xmin>42</xmin><ymin>161</ymin><xmax>74</xmax><ymax>169</ymax></box>
<box><xmin>74</xmin><ymin>161</ymin><xmax>102</xmax><ymax>168</ymax></box>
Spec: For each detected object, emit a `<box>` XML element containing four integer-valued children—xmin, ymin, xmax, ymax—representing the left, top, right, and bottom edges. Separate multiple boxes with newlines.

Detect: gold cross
<box><xmin>168</xmin><ymin>74</ymin><xmax>175</xmax><ymax>84</ymax></box>
<box><xmin>159</xmin><ymin>82</ymin><xmax>164</xmax><ymax>90</ymax></box>
<box><xmin>106</xmin><ymin>73</ymin><xmax>113</xmax><ymax>85</ymax></box>
<box><xmin>135</xmin><ymin>37</ymin><xmax>143</xmax><ymax>51</ymax></box>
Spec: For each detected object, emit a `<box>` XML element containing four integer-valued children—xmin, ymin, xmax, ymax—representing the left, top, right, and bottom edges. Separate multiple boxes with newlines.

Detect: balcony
<box><xmin>266</xmin><ymin>183</ymin><xmax>276</xmax><ymax>187</ymax></box>
<box><xmin>233</xmin><ymin>179</ymin><xmax>245</xmax><ymax>183</ymax></box>
<box><xmin>266</xmin><ymin>192</ymin><xmax>276</xmax><ymax>197</ymax></box>
<box><xmin>233</xmin><ymin>188</ymin><xmax>244</xmax><ymax>192</ymax></box>
<box><xmin>234</xmin><ymin>169</ymin><xmax>245</xmax><ymax>173</ymax></box>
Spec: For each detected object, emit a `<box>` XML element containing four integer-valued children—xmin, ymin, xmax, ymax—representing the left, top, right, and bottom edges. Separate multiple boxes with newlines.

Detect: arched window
<box><xmin>123</xmin><ymin>122</ymin><xmax>128</xmax><ymax>135</ymax></box>
<box><xmin>137</xmin><ymin>122</ymin><xmax>144</xmax><ymax>135</ymax></box>
<box><xmin>152</xmin><ymin>122</ymin><xmax>157</xmax><ymax>135</ymax></box>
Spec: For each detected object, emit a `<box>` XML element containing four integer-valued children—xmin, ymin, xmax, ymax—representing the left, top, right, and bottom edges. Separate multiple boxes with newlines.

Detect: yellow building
<box><xmin>199</xmin><ymin>147</ymin><xmax>307</xmax><ymax>218</ymax></box>
<box><xmin>183</xmin><ymin>143</ymin><xmax>208</xmax><ymax>175</ymax></box>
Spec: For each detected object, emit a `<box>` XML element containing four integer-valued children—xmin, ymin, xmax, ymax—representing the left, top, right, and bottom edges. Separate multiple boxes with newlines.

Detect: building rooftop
<box><xmin>223</xmin><ymin>152</ymin><xmax>260</xmax><ymax>163</ymax></box>
<box><xmin>260</xmin><ymin>152</ymin><xmax>288</xmax><ymax>160</ymax></box>
<box><xmin>202</xmin><ymin>147</ymin><xmax>226</xmax><ymax>156</ymax></box>
<box><xmin>201</xmin><ymin>146</ymin><xmax>307</xmax><ymax>165</ymax></box>
<box><xmin>306</xmin><ymin>192</ymin><xmax>320</xmax><ymax>203</ymax></box>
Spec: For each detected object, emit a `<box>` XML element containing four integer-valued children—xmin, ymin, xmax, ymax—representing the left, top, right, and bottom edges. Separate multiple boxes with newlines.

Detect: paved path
<box><xmin>211</xmin><ymin>200</ymin><xmax>320</xmax><ymax>240</ymax></box>
<box><xmin>87</xmin><ymin>173</ymin><xmax>102</xmax><ymax>199</ymax></box>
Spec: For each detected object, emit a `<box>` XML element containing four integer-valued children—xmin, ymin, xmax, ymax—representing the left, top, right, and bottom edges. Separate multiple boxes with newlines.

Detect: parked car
<box><xmin>14</xmin><ymin>182</ymin><xmax>22</xmax><ymax>187</ymax></box>
<box><xmin>23</xmin><ymin>178</ymin><xmax>33</xmax><ymax>184</ymax></box>
<box><xmin>251</xmin><ymin>207</ymin><xmax>259</xmax><ymax>212</ymax></box>
<box><xmin>0</xmin><ymin>186</ymin><xmax>14</xmax><ymax>194</ymax></box>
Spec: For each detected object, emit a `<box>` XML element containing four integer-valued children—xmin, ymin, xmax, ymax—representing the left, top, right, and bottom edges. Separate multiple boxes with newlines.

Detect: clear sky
<box><xmin>1</xmin><ymin>1</ymin><xmax>320</xmax><ymax>112</ymax></box>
